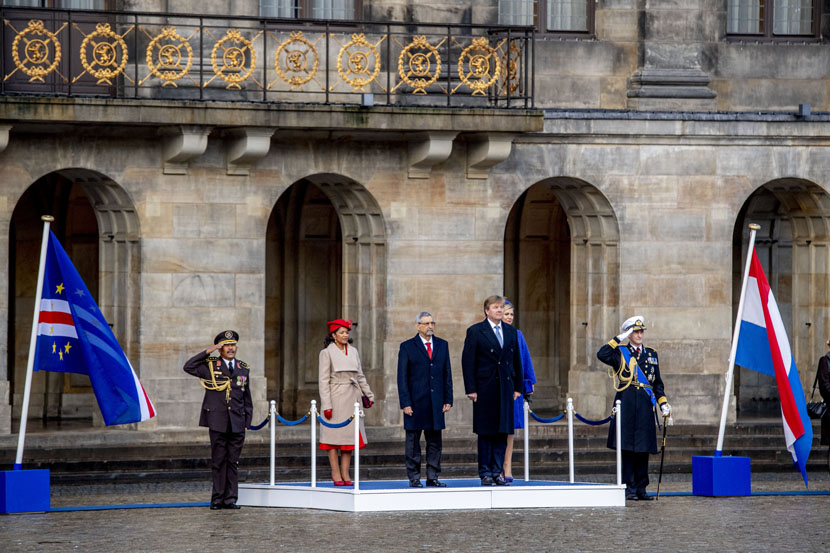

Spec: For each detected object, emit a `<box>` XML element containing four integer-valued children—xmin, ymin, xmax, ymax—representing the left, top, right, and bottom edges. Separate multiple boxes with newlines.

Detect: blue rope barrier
<box><xmin>574</xmin><ymin>412</ymin><xmax>613</xmax><ymax>426</ymax></box>
<box><xmin>249</xmin><ymin>416</ymin><xmax>270</xmax><ymax>430</ymax></box>
<box><xmin>318</xmin><ymin>415</ymin><xmax>354</xmax><ymax>428</ymax></box>
<box><xmin>277</xmin><ymin>412</ymin><xmax>310</xmax><ymax>426</ymax></box>
<box><xmin>529</xmin><ymin>411</ymin><xmax>565</xmax><ymax>424</ymax></box>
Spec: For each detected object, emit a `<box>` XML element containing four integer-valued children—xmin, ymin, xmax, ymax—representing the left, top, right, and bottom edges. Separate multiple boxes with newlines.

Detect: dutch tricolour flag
<box><xmin>734</xmin><ymin>248</ymin><xmax>812</xmax><ymax>485</ymax></box>
<box><xmin>33</xmin><ymin>231</ymin><xmax>155</xmax><ymax>426</ymax></box>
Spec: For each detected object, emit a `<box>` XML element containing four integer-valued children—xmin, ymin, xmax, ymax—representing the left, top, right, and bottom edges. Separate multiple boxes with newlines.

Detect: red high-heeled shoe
<box><xmin>343</xmin><ymin>480</ymin><xmax>353</xmax><ymax>486</ymax></box>
<box><xmin>332</xmin><ymin>478</ymin><xmax>346</xmax><ymax>486</ymax></box>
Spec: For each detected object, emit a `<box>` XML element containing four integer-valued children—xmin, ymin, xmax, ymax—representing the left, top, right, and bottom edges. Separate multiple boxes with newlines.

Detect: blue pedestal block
<box><xmin>692</xmin><ymin>455</ymin><xmax>751</xmax><ymax>496</ymax></box>
<box><xmin>0</xmin><ymin>469</ymin><xmax>51</xmax><ymax>513</ymax></box>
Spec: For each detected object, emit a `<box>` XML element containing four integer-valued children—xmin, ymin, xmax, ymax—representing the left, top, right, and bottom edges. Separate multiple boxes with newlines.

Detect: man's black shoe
<box><xmin>224</xmin><ymin>503</ymin><xmax>241</xmax><ymax>509</ymax></box>
<box><xmin>210</xmin><ymin>504</ymin><xmax>222</xmax><ymax>510</ymax></box>
<box><xmin>426</xmin><ymin>479</ymin><xmax>446</xmax><ymax>487</ymax></box>
<box><xmin>409</xmin><ymin>479</ymin><xmax>423</xmax><ymax>488</ymax></box>
<box><xmin>636</xmin><ymin>493</ymin><xmax>653</xmax><ymax>501</ymax></box>
<box><xmin>480</xmin><ymin>476</ymin><xmax>495</xmax><ymax>486</ymax></box>
<box><xmin>493</xmin><ymin>476</ymin><xmax>509</xmax><ymax>486</ymax></box>
<box><xmin>625</xmin><ymin>492</ymin><xmax>638</xmax><ymax>501</ymax></box>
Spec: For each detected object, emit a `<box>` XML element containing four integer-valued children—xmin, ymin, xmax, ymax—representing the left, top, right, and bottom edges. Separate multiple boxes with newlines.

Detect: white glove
<box><xmin>615</xmin><ymin>327</ymin><xmax>634</xmax><ymax>343</ymax></box>
<box><xmin>666</xmin><ymin>416</ymin><xmax>674</xmax><ymax>426</ymax></box>
<box><xmin>661</xmin><ymin>403</ymin><xmax>671</xmax><ymax>416</ymax></box>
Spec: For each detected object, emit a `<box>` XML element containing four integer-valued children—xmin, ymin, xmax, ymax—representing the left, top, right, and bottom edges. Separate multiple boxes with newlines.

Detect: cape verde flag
<box><xmin>33</xmin><ymin>231</ymin><xmax>155</xmax><ymax>426</ymax></box>
<box><xmin>734</xmin><ymin>248</ymin><xmax>811</xmax><ymax>485</ymax></box>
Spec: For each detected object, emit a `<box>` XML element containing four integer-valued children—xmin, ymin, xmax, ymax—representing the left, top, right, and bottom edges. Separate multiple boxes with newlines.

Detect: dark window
<box><xmin>1</xmin><ymin>1</ymin><xmax>108</xmax><ymax>7</ymax></box>
<box><xmin>498</xmin><ymin>0</ymin><xmax>594</xmax><ymax>35</ymax></box>
<box><xmin>260</xmin><ymin>0</ymin><xmax>362</xmax><ymax>20</ymax></box>
<box><xmin>727</xmin><ymin>0</ymin><xmax>820</xmax><ymax>38</ymax></box>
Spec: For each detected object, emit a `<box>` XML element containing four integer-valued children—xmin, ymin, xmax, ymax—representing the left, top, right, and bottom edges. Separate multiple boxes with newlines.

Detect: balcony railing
<box><xmin>1</xmin><ymin>7</ymin><xmax>534</xmax><ymax>108</ymax></box>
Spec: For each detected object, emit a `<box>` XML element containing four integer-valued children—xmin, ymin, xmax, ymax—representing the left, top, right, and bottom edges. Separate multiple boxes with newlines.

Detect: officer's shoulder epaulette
<box><xmin>238</xmin><ymin>360</ymin><xmax>250</xmax><ymax>369</ymax></box>
<box><xmin>644</xmin><ymin>345</ymin><xmax>658</xmax><ymax>354</ymax></box>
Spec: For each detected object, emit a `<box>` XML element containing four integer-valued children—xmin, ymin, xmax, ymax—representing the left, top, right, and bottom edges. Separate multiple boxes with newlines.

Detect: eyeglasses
<box><xmin>418</xmin><ymin>322</ymin><xmax>436</xmax><ymax>326</ymax></box>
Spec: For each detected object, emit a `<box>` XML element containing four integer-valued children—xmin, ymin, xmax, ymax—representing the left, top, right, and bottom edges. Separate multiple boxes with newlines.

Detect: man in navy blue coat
<box><xmin>397</xmin><ymin>311</ymin><xmax>453</xmax><ymax>487</ymax></box>
<box><xmin>462</xmin><ymin>295</ymin><xmax>524</xmax><ymax>486</ymax></box>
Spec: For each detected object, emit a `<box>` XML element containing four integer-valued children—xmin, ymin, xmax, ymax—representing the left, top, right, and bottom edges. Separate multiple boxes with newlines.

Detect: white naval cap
<box><xmin>621</xmin><ymin>315</ymin><xmax>646</xmax><ymax>333</ymax></box>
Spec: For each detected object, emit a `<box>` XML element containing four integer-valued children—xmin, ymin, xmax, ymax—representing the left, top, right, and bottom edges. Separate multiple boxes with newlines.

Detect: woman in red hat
<box><xmin>318</xmin><ymin>318</ymin><xmax>374</xmax><ymax>486</ymax></box>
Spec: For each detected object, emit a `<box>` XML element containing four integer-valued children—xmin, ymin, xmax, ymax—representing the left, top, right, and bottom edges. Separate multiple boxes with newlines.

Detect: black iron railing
<box><xmin>1</xmin><ymin>7</ymin><xmax>534</xmax><ymax>108</ymax></box>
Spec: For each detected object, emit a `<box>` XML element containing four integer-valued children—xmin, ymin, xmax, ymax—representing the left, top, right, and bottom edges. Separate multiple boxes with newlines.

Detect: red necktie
<box><xmin>636</xmin><ymin>347</ymin><xmax>641</xmax><ymax>355</ymax></box>
<box><xmin>426</xmin><ymin>342</ymin><xmax>432</xmax><ymax>359</ymax></box>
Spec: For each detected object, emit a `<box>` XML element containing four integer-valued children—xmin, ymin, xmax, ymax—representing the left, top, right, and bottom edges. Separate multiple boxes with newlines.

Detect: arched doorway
<box><xmin>733</xmin><ymin>178</ymin><xmax>830</xmax><ymax>418</ymax></box>
<box><xmin>8</xmin><ymin>169</ymin><xmax>140</xmax><ymax>428</ymax></box>
<box><xmin>505</xmin><ymin>177</ymin><xmax>619</xmax><ymax>415</ymax></box>
<box><xmin>266</xmin><ymin>174</ymin><xmax>386</xmax><ymax>419</ymax></box>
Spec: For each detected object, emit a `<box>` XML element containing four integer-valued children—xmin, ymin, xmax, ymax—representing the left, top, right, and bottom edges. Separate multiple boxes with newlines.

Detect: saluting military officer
<box><xmin>183</xmin><ymin>330</ymin><xmax>253</xmax><ymax>510</ymax></box>
<box><xmin>597</xmin><ymin>316</ymin><xmax>671</xmax><ymax>501</ymax></box>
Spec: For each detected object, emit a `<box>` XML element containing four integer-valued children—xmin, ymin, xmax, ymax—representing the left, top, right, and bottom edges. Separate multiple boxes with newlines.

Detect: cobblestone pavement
<box><xmin>3</xmin><ymin>472</ymin><xmax>829</xmax><ymax>553</ymax></box>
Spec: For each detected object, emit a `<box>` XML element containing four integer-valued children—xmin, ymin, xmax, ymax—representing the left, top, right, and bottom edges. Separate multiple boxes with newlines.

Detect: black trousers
<box><xmin>405</xmin><ymin>429</ymin><xmax>443</xmax><ymax>481</ymax></box>
<box><xmin>621</xmin><ymin>450</ymin><xmax>650</xmax><ymax>494</ymax></box>
<box><xmin>209</xmin><ymin>429</ymin><xmax>245</xmax><ymax>506</ymax></box>
<box><xmin>477</xmin><ymin>433</ymin><xmax>507</xmax><ymax>478</ymax></box>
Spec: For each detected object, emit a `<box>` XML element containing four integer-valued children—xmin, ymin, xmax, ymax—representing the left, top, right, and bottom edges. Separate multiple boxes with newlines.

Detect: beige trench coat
<box><xmin>318</xmin><ymin>342</ymin><xmax>374</xmax><ymax>446</ymax></box>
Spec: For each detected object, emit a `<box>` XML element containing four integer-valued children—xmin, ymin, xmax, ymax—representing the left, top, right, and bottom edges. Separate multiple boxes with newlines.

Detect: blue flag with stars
<box><xmin>33</xmin><ymin>231</ymin><xmax>155</xmax><ymax>425</ymax></box>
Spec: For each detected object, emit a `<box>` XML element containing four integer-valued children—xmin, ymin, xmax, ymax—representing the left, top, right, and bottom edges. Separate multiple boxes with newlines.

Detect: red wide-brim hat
<box><xmin>327</xmin><ymin>319</ymin><xmax>353</xmax><ymax>333</ymax></box>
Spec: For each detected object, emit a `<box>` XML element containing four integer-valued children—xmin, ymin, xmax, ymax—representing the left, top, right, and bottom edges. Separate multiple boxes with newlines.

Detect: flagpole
<box><xmin>14</xmin><ymin>215</ymin><xmax>53</xmax><ymax>469</ymax></box>
<box><xmin>715</xmin><ymin>223</ymin><xmax>760</xmax><ymax>455</ymax></box>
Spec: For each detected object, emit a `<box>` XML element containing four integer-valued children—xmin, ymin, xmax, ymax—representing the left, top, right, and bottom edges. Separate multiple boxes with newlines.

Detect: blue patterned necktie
<box><xmin>494</xmin><ymin>324</ymin><xmax>503</xmax><ymax>347</ymax></box>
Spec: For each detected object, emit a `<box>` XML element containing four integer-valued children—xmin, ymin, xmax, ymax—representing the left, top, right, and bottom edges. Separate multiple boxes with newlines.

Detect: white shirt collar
<box><xmin>419</xmin><ymin>335</ymin><xmax>432</xmax><ymax>345</ymax></box>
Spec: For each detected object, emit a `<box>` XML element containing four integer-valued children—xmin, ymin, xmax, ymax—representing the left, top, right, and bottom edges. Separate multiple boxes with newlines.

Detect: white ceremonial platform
<box><xmin>243</xmin><ymin>399</ymin><xmax>627</xmax><ymax>512</ymax></box>
<box><xmin>239</xmin><ymin>479</ymin><xmax>626</xmax><ymax>512</ymax></box>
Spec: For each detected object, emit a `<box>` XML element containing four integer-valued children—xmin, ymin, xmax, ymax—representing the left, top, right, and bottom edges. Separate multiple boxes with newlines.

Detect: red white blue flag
<box><xmin>33</xmin><ymin>231</ymin><xmax>155</xmax><ymax>425</ymax></box>
<box><xmin>734</xmin><ymin>248</ymin><xmax>811</xmax><ymax>485</ymax></box>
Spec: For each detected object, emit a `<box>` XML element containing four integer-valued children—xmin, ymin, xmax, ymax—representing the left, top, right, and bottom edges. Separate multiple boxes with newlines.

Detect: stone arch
<box><xmin>505</xmin><ymin>176</ymin><xmax>619</xmax><ymax>415</ymax></box>
<box><xmin>733</xmin><ymin>178</ymin><xmax>830</xmax><ymax>417</ymax></box>
<box><xmin>265</xmin><ymin>173</ymin><xmax>386</xmax><ymax>419</ymax></box>
<box><xmin>7</xmin><ymin>168</ymin><xmax>140</xmax><ymax>426</ymax></box>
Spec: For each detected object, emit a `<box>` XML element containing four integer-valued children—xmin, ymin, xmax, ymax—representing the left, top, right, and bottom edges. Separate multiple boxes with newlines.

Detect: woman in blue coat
<box><xmin>502</xmin><ymin>300</ymin><xmax>536</xmax><ymax>482</ymax></box>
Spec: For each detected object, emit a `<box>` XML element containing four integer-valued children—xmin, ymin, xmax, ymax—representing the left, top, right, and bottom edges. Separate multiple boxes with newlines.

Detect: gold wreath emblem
<box><xmin>272</xmin><ymin>31</ymin><xmax>319</xmax><ymax>90</ymax></box>
<box><xmin>455</xmin><ymin>37</ymin><xmax>501</xmax><ymax>96</ymax></box>
<box><xmin>77</xmin><ymin>23</ymin><xmax>129</xmax><ymax>85</ymax></box>
<box><xmin>144</xmin><ymin>26</ymin><xmax>193</xmax><ymax>87</ymax></box>
<box><xmin>395</xmin><ymin>35</ymin><xmax>441</xmax><ymax>95</ymax></box>
<box><xmin>208</xmin><ymin>29</ymin><xmax>256</xmax><ymax>89</ymax></box>
<box><xmin>6</xmin><ymin>20</ymin><xmax>64</xmax><ymax>83</ymax></box>
<box><xmin>334</xmin><ymin>33</ymin><xmax>381</xmax><ymax>91</ymax></box>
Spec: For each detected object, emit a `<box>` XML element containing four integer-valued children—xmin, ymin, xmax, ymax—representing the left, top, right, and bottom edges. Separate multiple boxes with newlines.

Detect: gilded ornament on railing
<box><xmin>500</xmin><ymin>39</ymin><xmax>522</xmax><ymax>96</ymax></box>
<box><xmin>331</xmin><ymin>33</ymin><xmax>385</xmax><ymax>92</ymax></box>
<box><xmin>205</xmin><ymin>29</ymin><xmax>262</xmax><ymax>90</ymax></box>
<box><xmin>392</xmin><ymin>35</ymin><xmax>444</xmax><ymax>95</ymax></box>
<box><xmin>453</xmin><ymin>36</ymin><xmax>503</xmax><ymax>96</ymax></box>
<box><xmin>270</xmin><ymin>31</ymin><xmax>320</xmax><ymax>91</ymax></box>
<box><xmin>140</xmin><ymin>26</ymin><xmax>194</xmax><ymax>87</ymax></box>
<box><xmin>75</xmin><ymin>22</ymin><xmax>133</xmax><ymax>85</ymax></box>
<box><xmin>4</xmin><ymin>19</ymin><xmax>67</xmax><ymax>83</ymax></box>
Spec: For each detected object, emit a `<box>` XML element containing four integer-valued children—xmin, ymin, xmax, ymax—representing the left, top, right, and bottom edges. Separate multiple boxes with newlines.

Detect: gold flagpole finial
<box><xmin>41</xmin><ymin>215</ymin><xmax>54</xmax><ymax>222</ymax></box>
<box><xmin>748</xmin><ymin>223</ymin><xmax>760</xmax><ymax>231</ymax></box>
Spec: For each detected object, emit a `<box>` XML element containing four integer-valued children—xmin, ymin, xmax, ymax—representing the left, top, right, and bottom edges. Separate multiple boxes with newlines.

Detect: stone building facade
<box><xmin>1</xmin><ymin>0</ymin><xmax>829</xmax><ymax>435</ymax></box>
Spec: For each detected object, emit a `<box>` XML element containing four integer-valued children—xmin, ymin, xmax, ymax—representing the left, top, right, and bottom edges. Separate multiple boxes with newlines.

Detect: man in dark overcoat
<box><xmin>397</xmin><ymin>311</ymin><xmax>453</xmax><ymax>487</ymax></box>
<box><xmin>597</xmin><ymin>316</ymin><xmax>671</xmax><ymax>501</ymax></box>
<box><xmin>462</xmin><ymin>295</ymin><xmax>523</xmax><ymax>486</ymax></box>
<box><xmin>183</xmin><ymin>330</ymin><xmax>253</xmax><ymax>510</ymax></box>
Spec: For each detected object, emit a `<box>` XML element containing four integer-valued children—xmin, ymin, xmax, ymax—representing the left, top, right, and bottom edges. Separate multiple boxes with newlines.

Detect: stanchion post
<box><xmin>269</xmin><ymin>400</ymin><xmax>276</xmax><ymax>486</ymax></box>
<box><xmin>615</xmin><ymin>400</ymin><xmax>622</xmax><ymax>486</ymax></box>
<box><xmin>567</xmin><ymin>398</ymin><xmax>575</xmax><ymax>483</ymax></box>
<box><xmin>523</xmin><ymin>399</ymin><xmax>530</xmax><ymax>482</ymax></box>
<box><xmin>353</xmin><ymin>402</ymin><xmax>360</xmax><ymax>492</ymax></box>
<box><xmin>310</xmin><ymin>400</ymin><xmax>317</xmax><ymax>488</ymax></box>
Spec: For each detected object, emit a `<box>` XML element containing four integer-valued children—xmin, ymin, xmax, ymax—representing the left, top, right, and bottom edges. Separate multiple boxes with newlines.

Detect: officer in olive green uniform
<box><xmin>597</xmin><ymin>316</ymin><xmax>671</xmax><ymax>500</ymax></box>
<box><xmin>183</xmin><ymin>330</ymin><xmax>253</xmax><ymax>510</ymax></box>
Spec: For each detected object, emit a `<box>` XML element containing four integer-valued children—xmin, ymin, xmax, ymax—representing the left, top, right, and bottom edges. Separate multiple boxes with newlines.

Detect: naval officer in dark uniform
<box><xmin>184</xmin><ymin>330</ymin><xmax>253</xmax><ymax>510</ymax></box>
<box><xmin>597</xmin><ymin>316</ymin><xmax>671</xmax><ymax>500</ymax></box>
